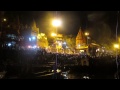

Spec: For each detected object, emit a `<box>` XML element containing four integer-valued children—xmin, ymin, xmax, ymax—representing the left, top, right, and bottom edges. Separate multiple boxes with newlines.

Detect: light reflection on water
<box><xmin>60</xmin><ymin>66</ymin><xmax>116</xmax><ymax>79</ymax></box>
<box><xmin>60</xmin><ymin>70</ymin><xmax>115</xmax><ymax>79</ymax></box>
<box><xmin>66</xmin><ymin>73</ymin><xmax>115</xmax><ymax>79</ymax></box>
<box><xmin>67</xmin><ymin>73</ymin><xmax>90</xmax><ymax>79</ymax></box>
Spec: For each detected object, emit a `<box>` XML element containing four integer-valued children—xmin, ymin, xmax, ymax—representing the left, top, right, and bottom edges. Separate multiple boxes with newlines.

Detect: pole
<box><xmin>87</xmin><ymin>36</ymin><xmax>88</xmax><ymax>45</ymax></box>
<box><xmin>86</xmin><ymin>36</ymin><xmax>88</xmax><ymax>55</ymax></box>
<box><xmin>56</xmin><ymin>11</ymin><xmax>58</xmax><ymax>69</ymax></box>
<box><xmin>115</xmin><ymin>11</ymin><xmax>119</xmax><ymax>79</ymax></box>
<box><xmin>56</xmin><ymin>26</ymin><xmax>58</xmax><ymax>53</ymax></box>
<box><xmin>116</xmin><ymin>11</ymin><xmax>119</xmax><ymax>42</ymax></box>
<box><xmin>116</xmin><ymin>49</ymin><xmax>119</xmax><ymax>79</ymax></box>
<box><xmin>54</xmin><ymin>11</ymin><xmax>58</xmax><ymax>79</ymax></box>
<box><xmin>56</xmin><ymin>26</ymin><xmax>57</xmax><ymax>70</ymax></box>
<box><xmin>56</xmin><ymin>11</ymin><xmax>58</xmax><ymax>53</ymax></box>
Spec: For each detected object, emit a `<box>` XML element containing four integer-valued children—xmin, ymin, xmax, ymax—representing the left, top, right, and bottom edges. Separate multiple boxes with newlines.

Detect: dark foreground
<box><xmin>0</xmin><ymin>49</ymin><xmax>120</xmax><ymax>79</ymax></box>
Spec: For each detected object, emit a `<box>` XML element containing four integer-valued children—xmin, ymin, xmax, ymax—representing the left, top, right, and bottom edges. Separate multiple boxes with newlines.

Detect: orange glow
<box><xmin>85</xmin><ymin>32</ymin><xmax>89</xmax><ymax>36</ymax></box>
<box><xmin>52</xmin><ymin>19</ymin><xmax>62</xmax><ymax>27</ymax></box>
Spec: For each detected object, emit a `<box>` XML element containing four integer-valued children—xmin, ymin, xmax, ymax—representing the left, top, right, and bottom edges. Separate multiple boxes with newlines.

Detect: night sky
<box><xmin>4</xmin><ymin>11</ymin><xmax>120</xmax><ymax>38</ymax></box>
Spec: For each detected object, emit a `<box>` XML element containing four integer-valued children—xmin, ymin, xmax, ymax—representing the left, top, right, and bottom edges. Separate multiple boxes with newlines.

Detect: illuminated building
<box><xmin>19</xmin><ymin>19</ymin><xmax>39</xmax><ymax>48</ymax></box>
<box><xmin>37</xmin><ymin>33</ymin><xmax>48</xmax><ymax>49</ymax></box>
<box><xmin>50</xmin><ymin>33</ymin><xmax>63</xmax><ymax>53</ymax></box>
<box><xmin>76</xmin><ymin>27</ymin><xmax>87</xmax><ymax>51</ymax></box>
<box><xmin>56</xmin><ymin>34</ymin><xmax>63</xmax><ymax>49</ymax></box>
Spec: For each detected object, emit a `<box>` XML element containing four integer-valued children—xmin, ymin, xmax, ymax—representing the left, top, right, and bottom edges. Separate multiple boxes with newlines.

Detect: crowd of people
<box><xmin>0</xmin><ymin>48</ymin><xmax>120</xmax><ymax>79</ymax></box>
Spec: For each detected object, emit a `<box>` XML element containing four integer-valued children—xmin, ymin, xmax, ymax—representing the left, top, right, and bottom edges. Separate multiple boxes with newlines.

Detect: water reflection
<box><xmin>61</xmin><ymin>72</ymin><xmax>69</xmax><ymax>79</ymax></box>
<box><xmin>60</xmin><ymin>66</ymin><xmax>115</xmax><ymax>79</ymax></box>
<box><xmin>83</xmin><ymin>76</ymin><xmax>90</xmax><ymax>79</ymax></box>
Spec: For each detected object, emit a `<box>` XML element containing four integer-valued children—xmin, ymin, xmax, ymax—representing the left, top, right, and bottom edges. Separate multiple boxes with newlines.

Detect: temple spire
<box><xmin>32</xmin><ymin>18</ymin><xmax>37</xmax><ymax>28</ymax></box>
<box><xmin>76</xmin><ymin>27</ymin><xmax>86</xmax><ymax>49</ymax></box>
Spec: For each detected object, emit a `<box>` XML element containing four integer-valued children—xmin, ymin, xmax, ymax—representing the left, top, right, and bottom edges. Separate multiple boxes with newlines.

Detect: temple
<box><xmin>76</xmin><ymin>27</ymin><xmax>87</xmax><ymax>50</ymax></box>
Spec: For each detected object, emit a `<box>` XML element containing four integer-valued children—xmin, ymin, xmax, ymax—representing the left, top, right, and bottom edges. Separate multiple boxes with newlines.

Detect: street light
<box><xmin>52</xmin><ymin>19</ymin><xmax>62</xmax><ymax>53</ymax></box>
<box><xmin>114</xmin><ymin>43</ymin><xmax>119</xmax><ymax>79</ymax></box>
<box><xmin>114</xmin><ymin>44</ymin><xmax>119</xmax><ymax>49</ymax></box>
<box><xmin>52</xmin><ymin>17</ymin><xmax>62</xmax><ymax>79</ymax></box>
<box><xmin>52</xmin><ymin>19</ymin><xmax>62</xmax><ymax>27</ymax></box>
<box><xmin>114</xmin><ymin>11</ymin><xmax>119</xmax><ymax>79</ymax></box>
<box><xmin>85</xmin><ymin>32</ymin><xmax>89</xmax><ymax>45</ymax></box>
<box><xmin>85</xmin><ymin>32</ymin><xmax>90</xmax><ymax>55</ymax></box>
<box><xmin>85</xmin><ymin>32</ymin><xmax>89</xmax><ymax>36</ymax></box>
<box><xmin>3</xmin><ymin>18</ymin><xmax>7</xmax><ymax>22</ymax></box>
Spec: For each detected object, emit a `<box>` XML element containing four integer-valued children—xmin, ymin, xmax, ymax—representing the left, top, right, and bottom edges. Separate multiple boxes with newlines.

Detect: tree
<box><xmin>63</xmin><ymin>35</ymin><xmax>76</xmax><ymax>51</ymax></box>
<box><xmin>37</xmin><ymin>33</ymin><xmax>48</xmax><ymax>48</ymax></box>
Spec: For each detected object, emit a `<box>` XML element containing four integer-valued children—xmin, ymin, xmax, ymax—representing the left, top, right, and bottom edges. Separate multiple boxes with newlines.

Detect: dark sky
<box><xmin>4</xmin><ymin>11</ymin><xmax>120</xmax><ymax>38</ymax></box>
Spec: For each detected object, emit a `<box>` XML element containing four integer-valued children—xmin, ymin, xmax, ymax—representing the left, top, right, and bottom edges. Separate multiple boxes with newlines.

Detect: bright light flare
<box><xmin>52</xmin><ymin>19</ymin><xmax>62</xmax><ymax>27</ymax></box>
<box><xmin>58</xmin><ymin>42</ymin><xmax>62</xmax><ymax>46</ymax></box>
<box><xmin>32</xmin><ymin>36</ymin><xmax>36</xmax><ymax>40</ymax></box>
<box><xmin>78</xmin><ymin>44</ymin><xmax>80</xmax><ymax>47</ymax></box>
<box><xmin>29</xmin><ymin>38</ymin><xmax>31</xmax><ymax>41</ymax></box>
<box><xmin>41</xmin><ymin>33</ymin><xmax>45</xmax><ymax>36</ymax></box>
<box><xmin>114</xmin><ymin>44</ymin><xmax>119</xmax><ymax>49</ymax></box>
<box><xmin>8</xmin><ymin>43</ymin><xmax>11</xmax><ymax>46</ymax></box>
<box><xmin>85</xmin><ymin>32</ymin><xmax>89</xmax><ymax>36</ymax></box>
<box><xmin>51</xmin><ymin>33</ymin><xmax>57</xmax><ymax>37</ymax></box>
<box><xmin>3</xmin><ymin>18</ymin><xmax>7</xmax><ymax>22</ymax></box>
